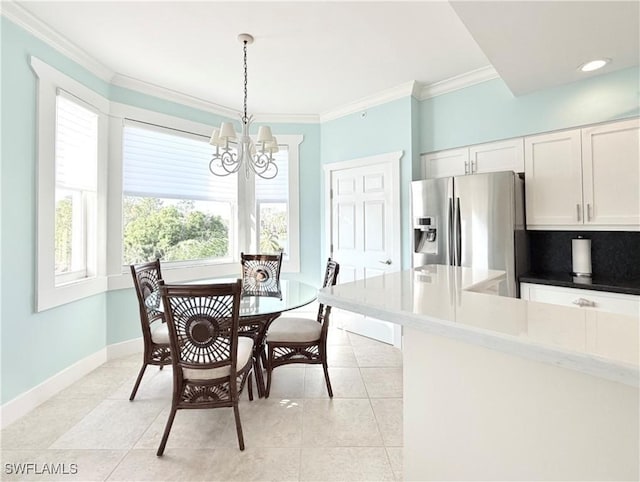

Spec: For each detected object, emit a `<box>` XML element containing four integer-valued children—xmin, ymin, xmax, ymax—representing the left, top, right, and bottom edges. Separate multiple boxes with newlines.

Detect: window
<box><xmin>108</xmin><ymin>104</ymin><xmax>302</xmax><ymax>285</ymax></box>
<box><xmin>32</xmin><ymin>57</ymin><xmax>108</xmax><ymax>311</ymax></box>
<box><xmin>54</xmin><ymin>93</ymin><xmax>98</xmax><ymax>283</ymax></box>
<box><xmin>256</xmin><ymin>135</ymin><xmax>302</xmax><ymax>273</ymax></box>
<box><xmin>121</xmin><ymin>121</ymin><xmax>237</xmax><ymax>266</ymax></box>
<box><xmin>256</xmin><ymin>146</ymin><xmax>289</xmax><ymax>255</ymax></box>
<box><xmin>117</xmin><ymin>115</ymin><xmax>301</xmax><ymax>274</ymax></box>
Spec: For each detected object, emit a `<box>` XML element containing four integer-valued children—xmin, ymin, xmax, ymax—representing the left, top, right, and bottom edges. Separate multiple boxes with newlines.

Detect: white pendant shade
<box><xmin>209</xmin><ymin>128</ymin><xmax>224</xmax><ymax>147</ymax></box>
<box><xmin>265</xmin><ymin>137</ymin><xmax>279</xmax><ymax>154</ymax></box>
<box><xmin>218</xmin><ymin>122</ymin><xmax>237</xmax><ymax>140</ymax></box>
<box><xmin>257</xmin><ymin>125</ymin><xmax>273</xmax><ymax>142</ymax></box>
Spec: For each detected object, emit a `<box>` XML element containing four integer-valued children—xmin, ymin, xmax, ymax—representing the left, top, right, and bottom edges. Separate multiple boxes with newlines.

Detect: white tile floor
<box><xmin>0</xmin><ymin>328</ymin><xmax>403</xmax><ymax>481</ymax></box>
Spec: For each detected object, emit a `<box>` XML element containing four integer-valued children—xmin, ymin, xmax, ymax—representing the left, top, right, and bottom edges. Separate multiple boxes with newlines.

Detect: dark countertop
<box><xmin>520</xmin><ymin>272</ymin><xmax>640</xmax><ymax>296</ymax></box>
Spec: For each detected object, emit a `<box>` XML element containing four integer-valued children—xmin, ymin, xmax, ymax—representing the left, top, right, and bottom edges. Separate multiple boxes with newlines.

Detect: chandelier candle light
<box><xmin>209</xmin><ymin>33</ymin><xmax>279</xmax><ymax>179</ymax></box>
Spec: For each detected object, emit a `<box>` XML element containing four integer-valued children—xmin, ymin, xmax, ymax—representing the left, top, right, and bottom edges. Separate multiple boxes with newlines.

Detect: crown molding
<box><xmin>1</xmin><ymin>1</ymin><xmax>113</xmax><ymax>81</ymax></box>
<box><xmin>3</xmin><ymin>2</ymin><xmax>499</xmax><ymax>124</ymax></box>
<box><xmin>319</xmin><ymin>80</ymin><xmax>418</xmax><ymax>123</ymax></box>
<box><xmin>253</xmin><ymin>113</ymin><xmax>320</xmax><ymax>124</ymax></box>
<box><xmin>110</xmin><ymin>73</ymin><xmax>239</xmax><ymax>119</ymax></box>
<box><xmin>419</xmin><ymin>65</ymin><xmax>499</xmax><ymax>100</ymax></box>
<box><xmin>111</xmin><ymin>74</ymin><xmax>319</xmax><ymax>124</ymax></box>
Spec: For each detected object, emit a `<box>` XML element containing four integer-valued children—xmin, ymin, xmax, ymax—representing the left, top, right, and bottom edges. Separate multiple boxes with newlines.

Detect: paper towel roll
<box><xmin>572</xmin><ymin>238</ymin><xmax>592</xmax><ymax>277</ymax></box>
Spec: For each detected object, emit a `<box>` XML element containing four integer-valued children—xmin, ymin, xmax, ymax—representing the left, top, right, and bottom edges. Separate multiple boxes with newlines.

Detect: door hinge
<box><xmin>330</xmin><ymin>188</ymin><xmax>333</xmax><ymax>199</ymax></box>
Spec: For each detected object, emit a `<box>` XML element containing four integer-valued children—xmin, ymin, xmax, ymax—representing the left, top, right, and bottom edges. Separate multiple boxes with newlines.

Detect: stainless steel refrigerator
<box><xmin>411</xmin><ymin>171</ymin><xmax>528</xmax><ymax>297</ymax></box>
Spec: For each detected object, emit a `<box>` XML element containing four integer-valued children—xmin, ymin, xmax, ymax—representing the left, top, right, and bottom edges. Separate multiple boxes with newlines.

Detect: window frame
<box><xmin>32</xmin><ymin>57</ymin><xmax>109</xmax><ymax>312</ymax></box>
<box><xmin>54</xmin><ymin>93</ymin><xmax>100</xmax><ymax>283</ymax></box>
<box><xmin>254</xmin><ymin>136</ymin><xmax>302</xmax><ymax>273</ymax></box>
<box><xmin>107</xmin><ymin>102</ymin><xmax>302</xmax><ymax>289</ymax></box>
<box><xmin>54</xmin><ymin>188</ymin><xmax>87</xmax><ymax>282</ymax></box>
<box><xmin>120</xmin><ymin>118</ymin><xmax>239</xmax><ymax>267</ymax></box>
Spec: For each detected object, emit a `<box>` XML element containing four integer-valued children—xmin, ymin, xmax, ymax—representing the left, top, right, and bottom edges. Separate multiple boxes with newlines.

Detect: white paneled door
<box><xmin>325</xmin><ymin>152</ymin><xmax>402</xmax><ymax>346</ymax></box>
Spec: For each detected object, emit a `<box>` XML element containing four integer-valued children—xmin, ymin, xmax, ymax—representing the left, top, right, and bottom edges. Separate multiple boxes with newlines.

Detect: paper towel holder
<box><xmin>571</xmin><ymin>236</ymin><xmax>592</xmax><ymax>278</ymax></box>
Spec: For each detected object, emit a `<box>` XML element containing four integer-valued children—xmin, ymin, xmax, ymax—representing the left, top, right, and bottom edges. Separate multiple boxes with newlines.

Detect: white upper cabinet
<box><xmin>422</xmin><ymin>138</ymin><xmax>524</xmax><ymax>179</ymax></box>
<box><xmin>524</xmin><ymin>129</ymin><xmax>583</xmax><ymax>226</ymax></box>
<box><xmin>469</xmin><ymin>138</ymin><xmax>524</xmax><ymax>175</ymax></box>
<box><xmin>422</xmin><ymin>147</ymin><xmax>468</xmax><ymax>179</ymax></box>
<box><xmin>582</xmin><ymin>118</ymin><xmax>640</xmax><ymax>226</ymax></box>
<box><xmin>525</xmin><ymin>118</ymin><xmax>640</xmax><ymax>230</ymax></box>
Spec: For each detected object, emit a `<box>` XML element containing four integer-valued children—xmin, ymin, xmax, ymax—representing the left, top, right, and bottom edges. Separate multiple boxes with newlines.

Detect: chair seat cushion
<box><xmin>150</xmin><ymin>321</ymin><xmax>170</xmax><ymax>345</ymax></box>
<box><xmin>182</xmin><ymin>337</ymin><xmax>254</xmax><ymax>381</ymax></box>
<box><xmin>267</xmin><ymin>317</ymin><xmax>322</xmax><ymax>343</ymax></box>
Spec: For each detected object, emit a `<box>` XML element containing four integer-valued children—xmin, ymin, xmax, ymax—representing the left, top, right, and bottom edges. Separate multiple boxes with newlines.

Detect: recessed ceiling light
<box><xmin>579</xmin><ymin>59</ymin><xmax>611</xmax><ymax>72</ymax></box>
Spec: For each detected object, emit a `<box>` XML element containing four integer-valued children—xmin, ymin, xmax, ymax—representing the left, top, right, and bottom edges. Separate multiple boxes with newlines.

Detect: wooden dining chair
<box><xmin>156</xmin><ymin>279</ymin><xmax>253</xmax><ymax>455</ymax></box>
<box><xmin>265</xmin><ymin>258</ymin><xmax>340</xmax><ymax>398</ymax></box>
<box><xmin>240</xmin><ymin>251</ymin><xmax>283</xmax><ymax>298</ymax></box>
<box><xmin>129</xmin><ymin>259</ymin><xmax>171</xmax><ymax>401</ymax></box>
<box><xmin>238</xmin><ymin>251</ymin><xmax>284</xmax><ymax>395</ymax></box>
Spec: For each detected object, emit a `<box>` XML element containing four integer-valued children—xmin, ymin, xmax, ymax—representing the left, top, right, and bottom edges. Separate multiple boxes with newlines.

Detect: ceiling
<box><xmin>451</xmin><ymin>1</ymin><xmax>640</xmax><ymax>96</ymax></box>
<box><xmin>11</xmin><ymin>1</ymin><xmax>640</xmax><ymax>118</ymax></box>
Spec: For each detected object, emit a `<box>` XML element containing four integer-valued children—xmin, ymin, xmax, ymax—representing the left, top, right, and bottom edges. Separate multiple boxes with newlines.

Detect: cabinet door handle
<box><xmin>572</xmin><ymin>297</ymin><xmax>596</xmax><ymax>308</ymax></box>
<box><xmin>587</xmin><ymin>203</ymin><xmax>592</xmax><ymax>221</ymax></box>
<box><xmin>464</xmin><ymin>161</ymin><xmax>469</xmax><ymax>175</ymax></box>
<box><xmin>471</xmin><ymin>160</ymin><xmax>477</xmax><ymax>173</ymax></box>
<box><xmin>576</xmin><ymin>204</ymin><xmax>581</xmax><ymax>222</ymax></box>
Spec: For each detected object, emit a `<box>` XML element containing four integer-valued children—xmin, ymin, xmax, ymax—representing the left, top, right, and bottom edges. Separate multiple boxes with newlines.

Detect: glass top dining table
<box><xmin>146</xmin><ymin>278</ymin><xmax>318</xmax><ymax>397</ymax></box>
<box><xmin>146</xmin><ymin>278</ymin><xmax>318</xmax><ymax>317</ymax></box>
<box><xmin>197</xmin><ymin>278</ymin><xmax>318</xmax><ymax>316</ymax></box>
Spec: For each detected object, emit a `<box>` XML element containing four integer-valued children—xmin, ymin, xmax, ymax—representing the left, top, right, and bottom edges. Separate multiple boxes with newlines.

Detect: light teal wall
<box><xmin>320</xmin><ymin>97</ymin><xmax>416</xmax><ymax>269</ymax></box>
<box><xmin>1</xmin><ymin>18</ymin><xmax>109</xmax><ymax>404</ymax></box>
<box><xmin>420</xmin><ymin>66</ymin><xmax>640</xmax><ymax>153</ymax></box>
<box><xmin>110</xmin><ymin>85</ymin><xmax>230</xmax><ymax>128</ymax></box>
<box><xmin>1</xmin><ymin>17</ymin><xmax>322</xmax><ymax>402</ymax></box>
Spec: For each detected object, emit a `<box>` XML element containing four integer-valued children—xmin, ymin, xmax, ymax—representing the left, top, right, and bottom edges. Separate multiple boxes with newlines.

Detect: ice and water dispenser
<box><xmin>411</xmin><ymin>178</ymin><xmax>449</xmax><ymax>267</ymax></box>
<box><xmin>413</xmin><ymin>216</ymin><xmax>437</xmax><ymax>255</ymax></box>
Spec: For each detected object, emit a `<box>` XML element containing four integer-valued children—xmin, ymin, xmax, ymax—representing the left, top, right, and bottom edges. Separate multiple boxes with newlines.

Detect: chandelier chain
<box><xmin>209</xmin><ymin>34</ymin><xmax>278</xmax><ymax>179</ymax></box>
<box><xmin>242</xmin><ymin>40</ymin><xmax>248</xmax><ymax>124</ymax></box>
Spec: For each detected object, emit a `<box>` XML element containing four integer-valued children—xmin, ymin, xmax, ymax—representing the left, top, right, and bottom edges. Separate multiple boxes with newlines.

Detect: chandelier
<box><xmin>209</xmin><ymin>33</ymin><xmax>279</xmax><ymax>179</ymax></box>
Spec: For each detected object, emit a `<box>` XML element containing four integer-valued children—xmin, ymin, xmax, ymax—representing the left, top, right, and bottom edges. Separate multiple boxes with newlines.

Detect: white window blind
<box><xmin>255</xmin><ymin>146</ymin><xmax>289</xmax><ymax>201</ymax></box>
<box><xmin>123</xmin><ymin>121</ymin><xmax>237</xmax><ymax>201</ymax></box>
<box><xmin>55</xmin><ymin>92</ymin><xmax>98</xmax><ymax>191</ymax></box>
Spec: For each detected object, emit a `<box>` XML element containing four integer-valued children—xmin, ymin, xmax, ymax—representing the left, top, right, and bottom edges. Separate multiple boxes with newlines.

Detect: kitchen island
<box><xmin>318</xmin><ymin>265</ymin><xmax>639</xmax><ymax>481</ymax></box>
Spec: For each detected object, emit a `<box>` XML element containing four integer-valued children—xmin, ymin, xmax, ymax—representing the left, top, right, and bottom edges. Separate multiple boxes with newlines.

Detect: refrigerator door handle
<box><xmin>455</xmin><ymin>197</ymin><xmax>462</xmax><ymax>266</ymax></box>
<box><xmin>448</xmin><ymin>197</ymin><xmax>454</xmax><ymax>266</ymax></box>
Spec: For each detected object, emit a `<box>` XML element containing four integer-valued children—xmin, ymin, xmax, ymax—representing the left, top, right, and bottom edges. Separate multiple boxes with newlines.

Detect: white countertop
<box><xmin>318</xmin><ymin>265</ymin><xmax>639</xmax><ymax>387</ymax></box>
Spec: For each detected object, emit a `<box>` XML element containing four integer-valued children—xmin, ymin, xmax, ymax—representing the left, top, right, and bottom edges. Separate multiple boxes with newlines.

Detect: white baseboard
<box><xmin>0</xmin><ymin>337</ymin><xmax>144</xmax><ymax>429</ymax></box>
<box><xmin>0</xmin><ymin>348</ymin><xmax>107</xmax><ymax>429</ymax></box>
<box><xmin>106</xmin><ymin>337</ymin><xmax>143</xmax><ymax>361</ymax></box>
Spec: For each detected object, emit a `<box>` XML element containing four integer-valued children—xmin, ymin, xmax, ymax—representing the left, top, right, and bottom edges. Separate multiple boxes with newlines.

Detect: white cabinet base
<box><xmin>404</xmin><ymin>326</ymin><xmax>639</xmax><ymax>481</ymax></box>
<box><xmin>521</xmin><ymin>283</ymin><xmax>640</xmax><ymax>317</ymax></box>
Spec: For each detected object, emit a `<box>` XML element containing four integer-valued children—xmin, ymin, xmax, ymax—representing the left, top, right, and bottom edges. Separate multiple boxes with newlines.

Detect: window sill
<box><xmin>107</xmin><ymin>258</ymin><xmax>301</xmax><ymax>291</ymax></box>
<box><xmin>107</xmin><ymin>261</ymin><xmax>242</xmax><ymax>291</ymax></box>
<box><xmin>37</xmin><ymin>276</ymin><xmax>108</xmax><ymax>312</ymax></box>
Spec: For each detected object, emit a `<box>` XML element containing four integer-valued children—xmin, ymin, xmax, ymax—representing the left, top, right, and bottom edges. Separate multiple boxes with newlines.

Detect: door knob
<box><xmin>379</xmin><ymin>259</ymin><xmax>392</xmax><ymax>265</ymax></box>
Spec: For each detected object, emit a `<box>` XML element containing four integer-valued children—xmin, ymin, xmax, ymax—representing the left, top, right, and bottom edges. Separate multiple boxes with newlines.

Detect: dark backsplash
<box><xmin>528</xmin><ymin>231</ymin><xmax>640</xmax><ymax>279</ymax></box>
